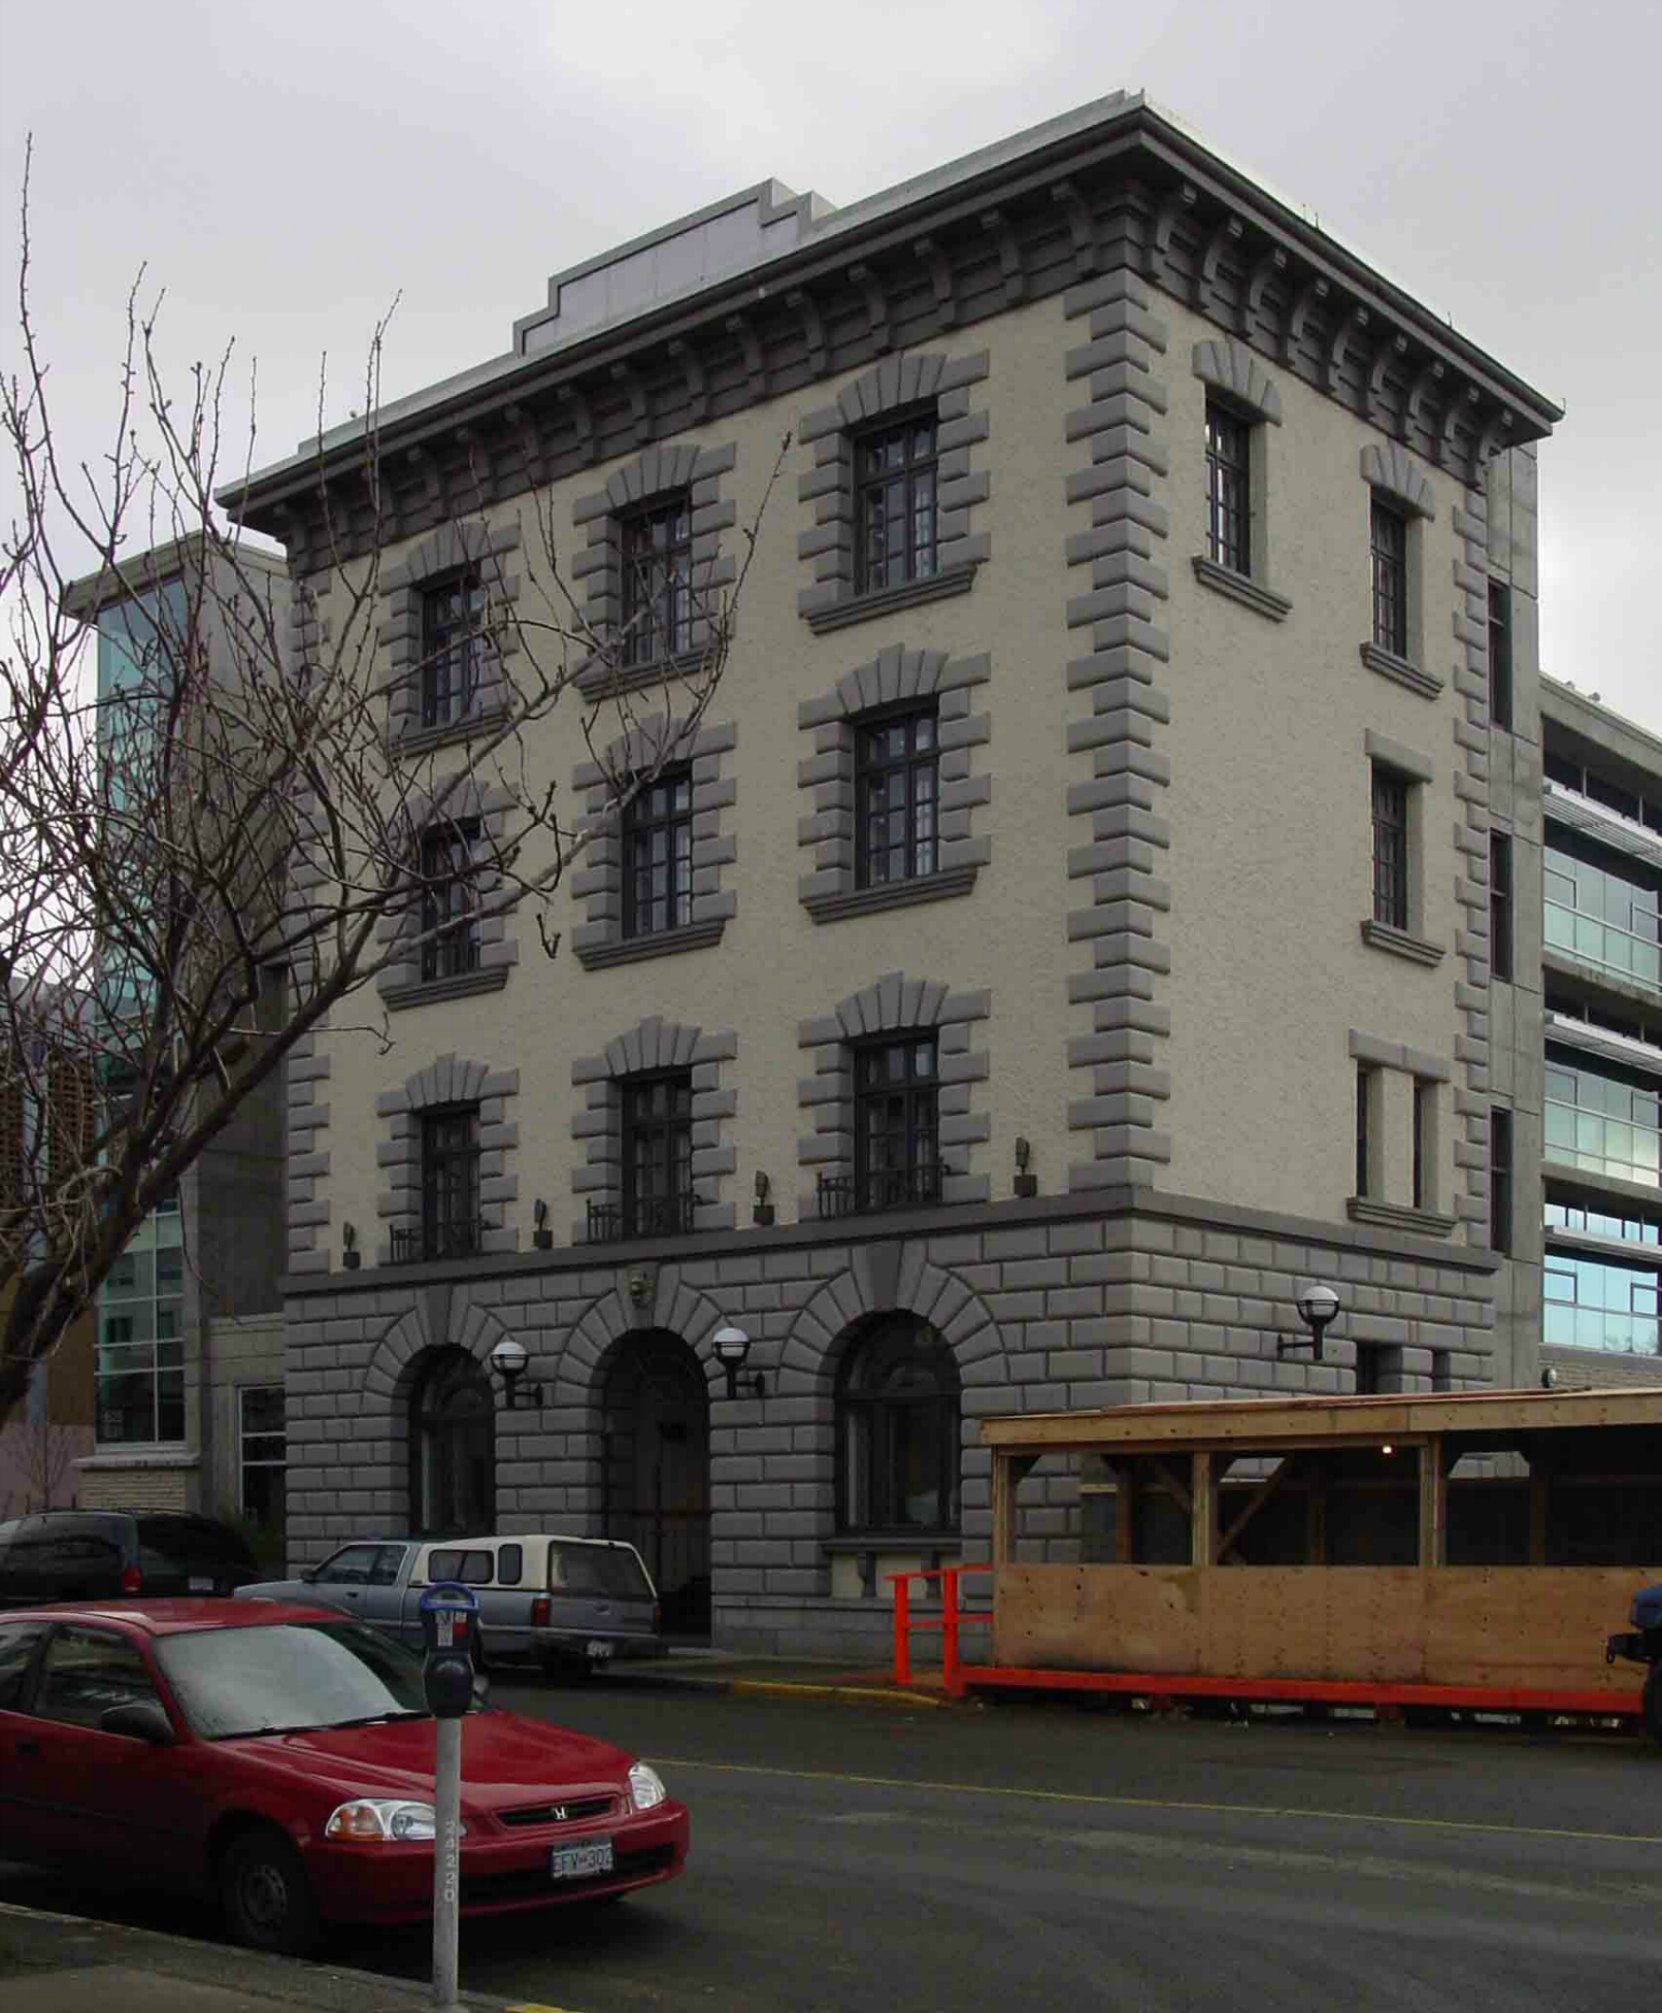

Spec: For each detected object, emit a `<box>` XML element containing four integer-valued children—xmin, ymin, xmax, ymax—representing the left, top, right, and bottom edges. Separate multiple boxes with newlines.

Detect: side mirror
<box><xmin>99</xmin><ymin>1700</ymin><xmax>176</xmax><ymax>1745</ymax></box>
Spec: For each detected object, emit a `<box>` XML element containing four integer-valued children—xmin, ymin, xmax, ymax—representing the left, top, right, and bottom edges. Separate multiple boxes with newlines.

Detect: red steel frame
<box><xmin>889</xmin><ymin>1565</ymin><xmax>1644</xmax><ymax>1718</ymax></box>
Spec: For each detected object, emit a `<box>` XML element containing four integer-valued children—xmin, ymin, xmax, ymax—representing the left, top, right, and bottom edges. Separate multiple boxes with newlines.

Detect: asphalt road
<box><xmin>5</xmin><ymin>1682</ymin><xmax>1660</xmax><ymax>2012</ymax></box>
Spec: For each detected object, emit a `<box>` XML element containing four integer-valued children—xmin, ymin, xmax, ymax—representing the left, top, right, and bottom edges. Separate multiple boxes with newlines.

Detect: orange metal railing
<box><xmin>887</xmin><ymin>1563</ymin><xmax>993</xmax><ymax>1696</ymax></box>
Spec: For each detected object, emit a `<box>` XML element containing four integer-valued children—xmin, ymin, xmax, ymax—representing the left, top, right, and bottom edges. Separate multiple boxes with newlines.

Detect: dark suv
<box><xmin>0</xmin><ymin>1511</ymin><xmax>259</xmax><ymax>1607</ymax></box>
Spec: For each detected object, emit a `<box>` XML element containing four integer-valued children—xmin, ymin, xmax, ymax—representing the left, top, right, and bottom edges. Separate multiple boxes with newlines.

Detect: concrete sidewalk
<box><xmin>594</xmin><ymin>1645</ymin><xmax>953</xmax><ymax>1707</ymax></box>
<box><xmin>0</xmin><ymin>1900</ymin><xmax>529</xmax><ymax>2012</ymax></box>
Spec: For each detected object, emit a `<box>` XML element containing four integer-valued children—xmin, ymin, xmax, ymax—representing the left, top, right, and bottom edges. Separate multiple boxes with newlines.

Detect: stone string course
<box><xmin>282</xmin><ymin>1199</ymin><xmax>1496</xmax><ymax>1656</ymax></box>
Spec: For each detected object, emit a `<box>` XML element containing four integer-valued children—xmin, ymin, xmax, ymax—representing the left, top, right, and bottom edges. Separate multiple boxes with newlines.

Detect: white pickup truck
<box><xmin>236</xmin><ymin>1532</ymin><xmax>661</xmax><ymax>1677</ymax></box>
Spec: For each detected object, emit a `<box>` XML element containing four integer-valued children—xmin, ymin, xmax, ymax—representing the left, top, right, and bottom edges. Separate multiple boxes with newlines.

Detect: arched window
<box><xmin>409</xmin><ymin>1349</ymin><xmax>495</xmax><ymax>1536</ymax></box>
<box><xmin>835</xmin><ymin>1317</ymin><xmax>960</xmax><ymax>1535</ymax></box>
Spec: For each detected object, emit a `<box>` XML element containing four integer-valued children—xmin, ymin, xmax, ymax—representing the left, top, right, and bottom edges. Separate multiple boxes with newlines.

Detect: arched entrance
<box><xmin>408</xmin><ymin>1347</ymin><xmax>496</xmax><ymax>1536</ymax></box>
<box><xmin>601</xmin><ymin>1332</ymin><xmax>711</xmax><ymax>1637</ymax></box>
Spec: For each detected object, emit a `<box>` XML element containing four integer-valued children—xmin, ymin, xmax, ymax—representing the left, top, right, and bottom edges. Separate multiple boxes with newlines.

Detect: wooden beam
<box><xmin>1418</xmin><ymin>1434</ymin><xmax>1446</xmax><ymax>1569</ymax></box>
<box><xmin>991</xmin><ymin>1452</ymin><xmax>1037</xmax><ymax>1567</ymax></box>
<box><xmin>1218</xmin><ymin>1456</ymin><xmax>1295</xmax><ymax>1564</ymax></box>
<box><xmin>1191</xmin><ymin>1451</ymin><xmax>1216</xmax><ymax>1568</ymax></box>
<box><xmin>1111</xmin><ymin>1460</ymin><xmax>1134</xmax><ymax>1563</ymax></box>
<box><xmin>1528</xmin><ymin>1455</ymin><xmax>1551</xmax><ymax>1567</ymax></box>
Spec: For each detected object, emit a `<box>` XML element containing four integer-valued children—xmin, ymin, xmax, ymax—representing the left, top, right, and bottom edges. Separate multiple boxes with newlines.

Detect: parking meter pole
<box><xmin>417</xmin><ymin>1580</ymin><xmax>479</xmax><ymax>2013</ymax></box>
<box><xmin>432</xmin><ymin>1714</ymin><xmax>463</xmax><ymax>2013</ymax></box>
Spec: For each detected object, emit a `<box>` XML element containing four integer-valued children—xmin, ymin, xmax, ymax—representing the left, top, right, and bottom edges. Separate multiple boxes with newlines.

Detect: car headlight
<box><xmin>627</xmin><ymin>1762</ymin><xmax>667</xmax><ymax>1813</ymax></box>
<box><xmin>324</xmin><ymin>1799</ymin><xmax>464</xmax><ymax>1843</ymax></box>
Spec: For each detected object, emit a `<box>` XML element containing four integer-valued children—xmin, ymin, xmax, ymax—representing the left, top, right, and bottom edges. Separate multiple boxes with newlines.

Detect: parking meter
<box><xmin>418</xmin><ymin>1582</ymin><xmax>480</xmax><ymax>1719</ymax></box>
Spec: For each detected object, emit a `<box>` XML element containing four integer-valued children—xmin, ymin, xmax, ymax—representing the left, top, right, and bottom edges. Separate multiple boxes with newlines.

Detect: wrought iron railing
<box><xmin>586</xmin><ymin>1193</ymin><xmax>697</xmax><ymax>1243</ymax></box>
<box><xmin>817</xmin><ymin>1162</ymin><xmax>949</xmax><ymax>1218</ymax></box>
<box><xmin>390</xmin><ymin>1217</ymin><xmax>486</xmax><ymax>1264</ymax></box>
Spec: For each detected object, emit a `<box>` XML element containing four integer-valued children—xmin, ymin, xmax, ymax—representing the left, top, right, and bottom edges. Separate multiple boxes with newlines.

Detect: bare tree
<box><xmin>0</xmin><ymin>156</ymin><xmax>784</xmax><ymax>1424</ymax></box>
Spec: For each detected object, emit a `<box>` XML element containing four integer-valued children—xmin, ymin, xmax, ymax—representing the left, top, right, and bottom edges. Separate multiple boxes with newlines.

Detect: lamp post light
<box><xmin>711</xmin><ymin>1323</ymin><xmax>764</xmax><ymax>1401</ymax></box>
<box><xmin>488</xmin><ymin>1336</ymin><xmax>543</xmax><ymax>1409</ymax></box>
<box><xmin>1279</xmin><ymin>1283</ymin><xmax>1341</xmax><ymax>1362</ymax></box>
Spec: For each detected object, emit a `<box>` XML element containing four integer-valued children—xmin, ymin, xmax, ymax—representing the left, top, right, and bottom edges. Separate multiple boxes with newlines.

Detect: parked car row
<box><xmin>0</xmin><ymin>1513</ymin><xmax>664</xmax><ymax>1673</ymax></box>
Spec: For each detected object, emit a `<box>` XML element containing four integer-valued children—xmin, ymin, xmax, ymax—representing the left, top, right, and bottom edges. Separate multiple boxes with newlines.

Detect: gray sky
<box><xmin>3</xmin><ymin>0</ymin><xmax>1657</xmax><ymax>731</ymax></box>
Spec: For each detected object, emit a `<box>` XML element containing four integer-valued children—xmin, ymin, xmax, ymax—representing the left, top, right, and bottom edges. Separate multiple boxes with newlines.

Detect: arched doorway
<box><xmin>408</xmin><ymin>1348</ymin><xmax>496</xmax><ymax>1536</ymax></box>
<box><xmin>601</xmin><ymin>1332</ymin><xmax>711</xmax><ymax>1637</ymax></box>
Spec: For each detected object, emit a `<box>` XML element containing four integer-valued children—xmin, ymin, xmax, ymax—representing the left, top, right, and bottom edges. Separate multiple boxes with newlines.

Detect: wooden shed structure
<box><xmin>970</xmin><ymin>1387</ymin><xmax>1662</xmax><ymax>1710</ymax></box>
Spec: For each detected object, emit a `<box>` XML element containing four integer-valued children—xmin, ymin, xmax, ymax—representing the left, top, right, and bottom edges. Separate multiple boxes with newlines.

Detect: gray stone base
<box><xmin>280</xmin><ymin>1185</ymin><xmax>1500</xmax><ymax>1653</ymax></box>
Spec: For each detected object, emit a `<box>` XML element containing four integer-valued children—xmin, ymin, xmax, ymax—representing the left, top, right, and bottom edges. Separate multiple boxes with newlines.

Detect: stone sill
<box><xmin>1346</xmin><ymin>1196</ymin><xmax>1458</xmax><ymax>1238</ymax></box>
<box><xmin>76</xmin><ymin>1449</ymin><xmax>200</xmax><ymax>1471</ymax></box>
<box><xmin>1359</xmin><ymin>641</ymin><xmax>1443</xmax><ymax>700</ymax></box>
<box><xmin>1190</xmin><ymin>554</ymin><xmax>1292</xmax><ymax>622</ymax></box>
<box><xmin>574</xmin><ymin>645</ymin><xmax>716</xmax><ymax>702</ymax></box>
<box><xmin>805</xmin><ymin>561</ymin><xmax>977</xmax><ymax>636</ymax></box>
<box><xmin>803</xmin><ymin>866</ymin><xmax>978</xmax><ymax>924</ymax></box>
<box><xmin>381</xmin><ymin>967</ymin><xmax>510</xmax><ymax>1012</ymax></box>
<box><xmin>1359</xmin><ymin>919</ymin><xmax>1445</xmax><ymax>967</ymax></box>
<box><xmin>392</xmin><ymin>705</ymin><xmax>509</xmax><ymax>759</ymax></box>
<box><xmin>574</xmin><ymin>919</ymin><xmax>726</xmax><ymax>970</ymax></box>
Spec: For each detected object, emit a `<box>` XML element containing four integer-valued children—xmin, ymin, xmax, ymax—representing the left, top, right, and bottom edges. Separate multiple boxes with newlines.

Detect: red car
<box><xmin>0</xmin><ymin>1598</ymin><xmax>689</xmax><ymax>1954</ymax></box>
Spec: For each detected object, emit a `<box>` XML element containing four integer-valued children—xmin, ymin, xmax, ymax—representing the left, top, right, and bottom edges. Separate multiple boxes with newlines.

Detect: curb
<box><xmin>0</xmin><ymin>1899</ymin><xmax>505</xmax><ymax>2011</ymax></box>
<box><xmin>727</xmin><ymin>1678</ymin><xmax>948</xmax><ymax>1709</ymax></box>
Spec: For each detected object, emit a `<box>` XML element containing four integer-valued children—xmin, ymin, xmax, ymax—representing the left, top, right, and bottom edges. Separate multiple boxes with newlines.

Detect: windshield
<box><xmin>154</xmin><ymin>1621</ymin><xmax>432</xmax><ymax>1740</ymax></box>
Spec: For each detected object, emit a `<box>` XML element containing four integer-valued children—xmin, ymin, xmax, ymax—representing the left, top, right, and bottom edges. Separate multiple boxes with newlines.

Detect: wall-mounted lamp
<box><xmin>711</xmin><ymin>1323</ymin><xmax>764</xmax><ymax>1401</ymax></box>
<box><xmin>1013</xmin><ymin>1136</ymin><xmax>1037</xmax><ymax>1199</ymax></box>
<box><xmin>1541</xmin><ymin>1366</ymin><xmax>1559</xmax><ymax>1390</ymax></box>
<box><xmin>532</xmin><ymin>1198</ymin><xmax>553</xmax><ymax>1251</ymax></box>
<box><xmin>1279</xmin><ymin>1283</ymin><xmax>1340</xmax><ymax>1362</ymax></box>
<box><xmin>753</xmin><ymin>1170</ymin><xmax>775</xmax><ymax>1227</ymax></box>
<box><xmin>341</xmin><ymin>1222</ymin><xmax>360</xmax><ymax>1272</ymax></box>
<box><xmin>489</xmin><ymin>1336</ymin><xmax>544</xmax><ymax>1409</ymax></box>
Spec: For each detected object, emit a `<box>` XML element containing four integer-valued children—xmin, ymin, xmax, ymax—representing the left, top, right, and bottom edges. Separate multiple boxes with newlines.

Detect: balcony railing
<box><xmin>1545</xmin><ymin>900</ymin><xmax>1662</xmax><ymax>995</ymax></box>
<box><xmin>391</xmin><ymin>1218</ymin><xmax>486</xmax><ymax>1265</ymax></box>
<box><xmin>586</xmin><ymin>1193</ymin><xmax>697</xmax><ymax>1243</ymax></box>
<box><xmin>817</xmin><ymin>1162</ymin><xmax>949</xmax><ymax>1219</ymax></box>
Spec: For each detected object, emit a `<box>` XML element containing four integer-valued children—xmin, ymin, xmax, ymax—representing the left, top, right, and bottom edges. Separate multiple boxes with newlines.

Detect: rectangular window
<box><xmin>1355</xmin><ymin>1064</ymin><xmax>1374</xmax><ymax>1199</ymax></box>
<box><xmin>407</xmin><ymin>1106</ymin><xmax>480</xmax><ymax>1263</ymax></box>
<box><xmin>1370</xmin><ymin>499</ymin><xmax>1408</xmax><ymax>657</ymax></box>
<box><xmin>1490</xmin><ymin>1108</ymin><xmax>1513</xmax><ymax>1254</ymax></box>
<box><xmin>95</xmin><ymin>1229</ymin><xmax>184</xmax><ymax>1446</ymax></box>
<box><xmin>855</xmin><ymin>709</ymin><xmax>938</xmax><ymax>887</ymax></box>
<box><xmin>849</xmin><ymin>1036</ymin><xmax>940</xmax><ymax>1214</ymax></box>
<box><xmin>1354</xmin><ymin>1346</ymin><xmax>1384</xmax><ymax>1397</ymax></box>
<box><xmin>1204</xmin><ymin>402</ymin><xmax>1251</xmax><ymax>575</ymax></box>
<box><xmin>1543</xmin><ymin>1059</ymin><xmax>1660</xmax><ymax>1190</ymax></box>
<box><xmin>1490</xmin><ymin>831</ymin><xmax>1513</xmax><ymax>983</ymax></box>
<box><xmin>238</xmin><ymin>1386</ymin><xmax>286</xmax><ymax>1529</ymax></box>
<box><xmin>622</xmin><ymin>769</ymin><xmax>693</xmax><ymax>938</ymax></box>
<box><xmin>1413</xmin><ymin>1079</ymin><xmax>1438</xmax><ymax>1212</ymax></box>
<box><xmin>1543</xmin><ymin>1252</ymin><xmax>1661</xmax><ymax>1357</ymax></box>
<box><xmin>418</xmin><ymin>820</ymin><xmax>480</xmax><ymax>982</ymax></box>
<box><xmin>620</xmin><ymin>495</ymin><xmax>693</xmax><ymax>665</ymax></box>
<box><xmin>1487</xmin><ymin>579</ymin><xmax>1513</xmax><ymax>728</ymax></box>
<box><xmin>1371</xmin><ymin>766</ymin><xmax>1410</xmax><ymax>930</ymax></box>
<box><xmin>420</xmin><ymin>573</ymin><xmax>485</xmax><ymax>729</ymax></box>
<box><xmin>620</xmin><ymin>1073</ymin><xmax>694</xmax><ymax>1237</ymax></box>
<box><xmin>855</xmin><ymin>413</ymin><xmax>938</xmax><ymax>594</ymax></box>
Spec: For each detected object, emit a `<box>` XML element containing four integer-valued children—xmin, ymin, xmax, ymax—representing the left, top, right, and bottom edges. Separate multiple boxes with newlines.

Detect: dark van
<box><xmin>0</xmin><ymin>1510</ymin><xmax>259</xmax><ymax>1606</ymax></box>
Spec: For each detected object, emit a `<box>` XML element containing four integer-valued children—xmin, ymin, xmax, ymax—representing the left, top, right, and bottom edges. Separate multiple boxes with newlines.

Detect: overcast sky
<box><xmin>3</xmin><ymin>0</ymin><xmax>1657</xmax><ymax>732</ymax></box>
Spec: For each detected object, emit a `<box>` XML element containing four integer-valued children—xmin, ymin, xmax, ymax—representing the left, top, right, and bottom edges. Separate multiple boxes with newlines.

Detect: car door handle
<box><xmin>16</xmin><ymin>1738</ymin><xmax>41</xmax><ymax>1756</ymax></box>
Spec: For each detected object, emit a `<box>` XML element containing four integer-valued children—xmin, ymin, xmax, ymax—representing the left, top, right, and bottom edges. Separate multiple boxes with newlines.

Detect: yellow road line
<box><xmin>728</xmin><ymin>1678</ymin><xmax>943</xmax><ymax>1708</ymax></box>
<box><xmin>652</xmin><ymin>1755</ymin><xmax>1662</xmax><ymax>1848</ymax></box>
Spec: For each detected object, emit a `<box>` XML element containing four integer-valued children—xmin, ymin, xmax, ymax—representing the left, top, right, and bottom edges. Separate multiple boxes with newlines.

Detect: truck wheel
<box><xmin>1644</xmin><ymin>1668</ymin><xmax>1662</xmax><ymax>1747</ymax></box>
<box><xmin>219</xmin><ymin>1825</ymin><xmax>320</xmax><ymax>1956</ymax></box>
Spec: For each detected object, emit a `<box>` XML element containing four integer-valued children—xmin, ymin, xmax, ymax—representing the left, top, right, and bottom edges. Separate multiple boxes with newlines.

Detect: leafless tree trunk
<box><xmin>0</xmin><ymin>149</ymin><xmax>783</xmax><ymax>1424</ymax></box>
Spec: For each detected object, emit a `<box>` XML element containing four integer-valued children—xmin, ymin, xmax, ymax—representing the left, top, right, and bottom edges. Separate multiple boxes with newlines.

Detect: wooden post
<box><xmin>1528</xmin><ymin>1454</ymin><xmax>1550</xmax><ymax>1566</ymax></box>
<box><xmin>992</xmin><ymin>1451</ymin><xmax>1015</xmax><ymax>1568</ymax></box>
<box><xmin>1191</xmin><ymin>1450</ymin><xmax>1216</xmax><ymax>1567</ymax></box>
<box><xmin>1308</xmin><ymin>1455</ymin><xmax>1328</xmax><ymax>1565</ymax></box>
<box><xmin>1114</xmin><ymin>1458</ymin><xmax>1135</xmax><ymax>1563</ymax></box>
<box><xmin>1418</xmin><ymin>1435</ymin><xmax>1446</xmax><ymax>1568</ymax></box>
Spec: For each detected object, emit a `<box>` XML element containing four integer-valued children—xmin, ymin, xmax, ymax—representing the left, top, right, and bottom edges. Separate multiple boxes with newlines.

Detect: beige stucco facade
<box><xmin>233</xmin><ymin>93</ymin><xmax>1566</xmax><ymax>1654</ymax></box>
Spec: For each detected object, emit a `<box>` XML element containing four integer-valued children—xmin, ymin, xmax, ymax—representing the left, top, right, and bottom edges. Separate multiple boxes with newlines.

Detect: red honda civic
<box><xmin>0</xmin><ymin>1598</ymin><xmax>689</xmax><ymax>1954</ymax></box>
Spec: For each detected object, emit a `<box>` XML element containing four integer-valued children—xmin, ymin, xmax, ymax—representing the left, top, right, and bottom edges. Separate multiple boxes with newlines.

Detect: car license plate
<box><xmin>188</xmin><ymin>1576</ymin><xmax>214</xmax><ymax>1592</ymax></box>
<box><xmin>550</xmin><ymin>1838</ymin><xmax>613</xmax><ymax>1881</ymax></box>
<box><xmin>585</xmin><ymin>1638</ymin><xmax>614</xmax><ymax>1661</ymax></box>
